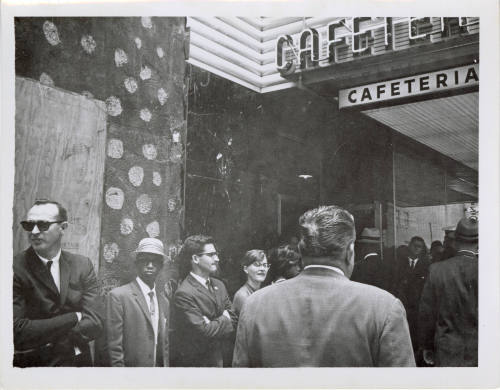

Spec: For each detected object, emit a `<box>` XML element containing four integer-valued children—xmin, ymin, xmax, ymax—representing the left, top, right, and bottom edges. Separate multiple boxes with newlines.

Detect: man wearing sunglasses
<box><xmin>172</xmin><ymin>235</ymin><xmax>235</xmax><ymax>367</ymax></box>
<box><xmin>13</xmin><ymin>200</ymin><xmax>103</xmax><ymax>367</ymax></box>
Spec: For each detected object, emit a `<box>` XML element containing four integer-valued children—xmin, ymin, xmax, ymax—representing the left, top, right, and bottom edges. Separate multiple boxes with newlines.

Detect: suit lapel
<box><xmin>59</xmin><ymin>252</ymin><xmax>70</xmax><ymax>305</ymax></box>
<box><xmin>187</xmin><ymin>274</ymin><xmax>217</xmax><ymax>305</ymax></box>
<box><xmin>131</xmin><ymin>280</ymin><xmax>154</xmax><ymax>330</ymax></box>
<box><xmin>26</xmin><ymin>247</ymin><xmax>59</xmax><ymax>296</ymax></box>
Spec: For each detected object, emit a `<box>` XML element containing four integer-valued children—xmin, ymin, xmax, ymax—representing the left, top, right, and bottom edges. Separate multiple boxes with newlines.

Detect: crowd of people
<box><xmin>13</xmin><ymin>199</ymin><xmax>478</xmax><ymax>367</ymax></box>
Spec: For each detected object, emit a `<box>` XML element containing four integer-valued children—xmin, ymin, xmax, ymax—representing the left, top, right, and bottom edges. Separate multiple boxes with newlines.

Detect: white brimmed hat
<box><xmin>134</xmin><ymin>238</ymin><xmax>165</xmax><ymax>257</ymax></box>
<box><xmin>357</xmin><ymin>227</ymin><xmax>380</xmax><ymax>244</ymax></box>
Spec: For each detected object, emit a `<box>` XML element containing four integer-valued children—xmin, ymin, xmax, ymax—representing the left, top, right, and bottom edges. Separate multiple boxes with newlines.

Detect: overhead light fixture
<box><xmin>298</xmin><ymin>174</ymin><xmax>313</xmax><ymax>179</ymax></box>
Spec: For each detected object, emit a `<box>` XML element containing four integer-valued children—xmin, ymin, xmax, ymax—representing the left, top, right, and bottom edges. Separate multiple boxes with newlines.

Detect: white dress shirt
<box><xmin>190</xmin><ymin>271</ymin><xmax>210</xmax><ymax>289</ymax></box>
<box><xmin>408</xmin><ymin>257</ymin><xmax>419</xmax><ymax>268</ymax></box>
<box><xmin>304</xmin><ymin>264</ymin><xmax>345</xmax><ymax>276</ymax></box>
<box><xmin>37</xmin><ymin>249</ymin><xmax>62</xmax><ymax>292</ymax></box>
<box><xmin>136</xmin><ymin>277</ymin><xmax>159</xmax><ymax>365</ymax></box>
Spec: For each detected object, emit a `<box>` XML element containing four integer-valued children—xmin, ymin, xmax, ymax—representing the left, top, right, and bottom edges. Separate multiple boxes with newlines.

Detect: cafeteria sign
<box><xmin>338</xmin><ymin>64</ymin><xmax>478</xmax><ymax>108</ymax></box>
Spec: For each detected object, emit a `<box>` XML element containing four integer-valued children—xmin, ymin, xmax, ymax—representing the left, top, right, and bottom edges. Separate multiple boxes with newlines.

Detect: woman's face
<box><xmin>244</xmin><ymin>256</ymin><xmax>269</xmax><ymax>284</ymax></box>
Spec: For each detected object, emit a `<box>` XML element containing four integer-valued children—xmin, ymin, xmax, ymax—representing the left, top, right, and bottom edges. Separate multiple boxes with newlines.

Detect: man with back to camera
<box><xmin>172</xmin><ymin>235</ymin><xmax>235</xmax><ymax>367</ymax></box>
<box><xmin>419</xmin><ymin>217</ymin><xmax>478</xmax><ymax>367</ymax></box>
<box><xmin>13</xmin><ymin>199</ymin><xmax>102</xmax><ymax>367</ymax></box>
<box><xmin>106</xmin><ymin>238</ymin><xmax>170</xmax><ymax>367</ymax></box>
<box><xmin>233</xmin><ymin>205</ymin><xmax>415</xmax><ymax>367</ymax></box>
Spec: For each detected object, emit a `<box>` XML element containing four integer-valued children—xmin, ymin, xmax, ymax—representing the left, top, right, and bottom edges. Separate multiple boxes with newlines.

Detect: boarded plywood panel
<box><xmin>14</xmin><ymin>76</ymin><xmax>106</xmax><ymax>270</ymax></box>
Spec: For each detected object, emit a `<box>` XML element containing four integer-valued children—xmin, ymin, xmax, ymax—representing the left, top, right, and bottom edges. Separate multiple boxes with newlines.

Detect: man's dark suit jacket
<box><xmin>172</xmin><ymin>274</ymin><xmax>234</xmax><ymax>367</ymax></box>
<box><xmin>233</xmin><ymin>267</ymin><xmax>415</xmax><ymax>367</ymax></box>
<box><xmin>13</xmin><ymin>247</ymin><xmax>103</xmax><ymax>367</ymax></box>
<box><xmin>351</xmin><ymin>253</ymin><xmax>388</xmax><ymax>291</ymax></box>
<box><xmin>418</xmin><ymin>253</ymin><xmax>478</xmax><ymax>366</ymax></box>
<box><xmin>393</xmin><ymin>255</ymin><xmax>430</xmax><ymax>351</ymax></box>
<box><xmin>106</xmin><ymin>280</ymin><xmax>169</xmax><ymax>367</ymax></box>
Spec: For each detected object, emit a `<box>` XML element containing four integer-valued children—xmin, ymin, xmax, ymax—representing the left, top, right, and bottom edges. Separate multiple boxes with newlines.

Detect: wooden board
<box><xmin>14</xmin><ymin>76</ymin><xmax>107</xmax><ymax>270</ymax></box>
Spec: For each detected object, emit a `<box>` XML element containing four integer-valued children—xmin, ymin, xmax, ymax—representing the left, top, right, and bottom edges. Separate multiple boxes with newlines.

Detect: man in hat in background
<box><xmin>13</xmin><ymin>200</ymin><xmax>102</xmax><ymax>367</ymax></box>
<box><xmin>106</xmin><ymin>238</ymin><xmax>170</xmax><ymax>367</ymax></box>
<box><xmin>441</xmin><ymin>227</ymin><xmax>457</xmax><ymax>261</ymax></box>
<box><xmin>418</xmin><ymin>217</ymin><xmax>478</xmax><ymax>366</ymax></box>
<box><xmin>350</xmin><ymin>227</ymin><xmax>388</xmax><ymax>291</ymax></box>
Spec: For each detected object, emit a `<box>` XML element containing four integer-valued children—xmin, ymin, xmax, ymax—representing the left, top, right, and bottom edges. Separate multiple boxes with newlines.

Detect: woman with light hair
<box><xmin>232</xmin><ymin>249</ymin><xmax>269</xmax><ymax>316</ymax></box>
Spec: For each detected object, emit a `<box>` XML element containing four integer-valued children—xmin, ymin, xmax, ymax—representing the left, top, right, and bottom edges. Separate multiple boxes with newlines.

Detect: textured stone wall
<box><xmin>15</xmin><ymin>17</ymin><xmax>188</xmax><ymax>293</ymax></box>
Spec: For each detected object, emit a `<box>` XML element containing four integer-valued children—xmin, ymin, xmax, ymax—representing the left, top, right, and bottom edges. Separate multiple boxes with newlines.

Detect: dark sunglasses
<box><xmin>20</xmin><ymin>220</ymin><xmax>64</xmax><ymax>232</ymax></box>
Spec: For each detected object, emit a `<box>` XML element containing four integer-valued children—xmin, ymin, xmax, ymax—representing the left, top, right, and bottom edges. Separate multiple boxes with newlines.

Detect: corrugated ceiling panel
<box><xmin>363</xmin><ymin>92</ymin><xmax>478</xmax><ymax>170</ymax></box>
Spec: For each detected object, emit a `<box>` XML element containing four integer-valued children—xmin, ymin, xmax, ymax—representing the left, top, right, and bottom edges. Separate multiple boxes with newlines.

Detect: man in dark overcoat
<box><xmin>419</xmin><ymin>217</ymin><xmax>478</xmax><ymax>366</ymax></box>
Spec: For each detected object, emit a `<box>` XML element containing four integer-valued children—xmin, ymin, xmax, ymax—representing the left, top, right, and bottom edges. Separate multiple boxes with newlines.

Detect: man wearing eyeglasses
<box><xmin>13</xmin><ymin>200</ymin><xmax>103</xmax><ymax>367</ymax></box>
<box><xmin>172</xmin><ymin>235</ymin><xmax>235</xmax><ymax>367</ymax></box>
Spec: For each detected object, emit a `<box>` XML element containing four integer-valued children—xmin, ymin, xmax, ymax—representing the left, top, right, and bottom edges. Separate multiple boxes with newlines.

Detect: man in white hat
<box><xmin>105</xmin><ymin>238</ymin><xmax>170</xmax><ymax>366</ymax></box>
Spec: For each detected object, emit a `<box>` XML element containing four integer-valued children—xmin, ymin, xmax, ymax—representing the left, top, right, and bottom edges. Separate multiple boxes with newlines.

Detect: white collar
<box><xmin>190</xmin><ymin>271</ymin><xmax>210</xmax><ymax>288</ymax></box>
<box><xmin>364</xmin><ymin>253</ymin><xmax>378</xmax><ymax>260</ymax></box>
<box><xmin>304</xmin><ymin>265</ymin><xmax>345</xmax><ymax>276</ymax></box>
<box><xmin>37</xmin><ymin>249</ymin><xmax>62</xmax><ymax>265</ymax></box>
<box><xmin>136</xmin><ymin>276</ymin><xmax>155</xmax><ymax>295</ymax></box>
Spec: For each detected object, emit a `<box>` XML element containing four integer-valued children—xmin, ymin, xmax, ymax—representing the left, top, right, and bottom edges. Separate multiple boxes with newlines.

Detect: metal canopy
<box><xmin>187</xmin><ymin>17</ymin><xmax>479</xmax><ymax>189</ymax></box>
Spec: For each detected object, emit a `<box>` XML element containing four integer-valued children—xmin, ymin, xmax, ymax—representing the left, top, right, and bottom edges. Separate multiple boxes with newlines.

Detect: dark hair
<box><xmin>240</xmin><ymin>249</ymin><xmax>266</xmax><ymax>268</ymax></box>
<box><xmin>430</xmin><ymin>240</ymin><xmax>443</xmax><ymax>249</ymax></box>
<box><xmin>178</xmin><ymin>235</ymin><xmax>215</xmax><ymax>278</ymax></box>
<box><xmin>32</xmin><ymin>199</ymin><xmax>68</xmax><ymax>221</ymax></box>
<box><xmin>267</xmin><ymin>244</ymin><xmax>301</xmax><ymax>282</ymax></box>
<box><xmin>298</xmin><ymin>205</ymin><xmax>355</xmax><ymax>259</ymax></box>
<box><xmin>409</xmin><ymin>236</ymin><xmax>428</xmax><ymax>259</ymax></box>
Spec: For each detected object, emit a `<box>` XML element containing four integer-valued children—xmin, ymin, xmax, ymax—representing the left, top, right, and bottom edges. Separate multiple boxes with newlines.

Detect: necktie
<box><xmin>46</xmin><ymin>260</ymin><xmax>57</xmax><ymax>287</ymax></box>
<box><xmin>148</xmin><ymin>291</ymin><xmax>155</xmax><ymax>318</ymax></box>
<box><xmin>206</xmin><ymin>279</ymin><xmax>214</xmax><ymax>294</ymax></box>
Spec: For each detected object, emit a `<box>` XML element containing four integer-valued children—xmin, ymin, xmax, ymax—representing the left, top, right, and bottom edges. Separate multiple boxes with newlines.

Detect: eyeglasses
<box><xmin>196</xmin><ymin>251</ymin><xmax>219</xmax><ymax>258</ymax></box>
<box><xmin>20</xmin><ymin>220</ymin><xmax>63</xmax><ymax>232</ymax></box>
<box><xmin>252</xmin><ymin>262</ymin><xmax>270</xmax><ymax>269</ymax></box>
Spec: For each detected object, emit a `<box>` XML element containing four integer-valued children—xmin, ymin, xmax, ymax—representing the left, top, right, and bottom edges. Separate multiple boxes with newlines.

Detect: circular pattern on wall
<box><xmin>128</xmin><ymin>166</ymin><xmax>144</xmax><ymax>187</ymax></box>
<box><xmin>43</xmin><ymin>21</ymin><xmax>61</xmax><ymax>46</ymax></box>
<box><xmin>120</xmin><ymin>218</ymin><xmax>134</xmax><ymax>235</ymax></box>
<box><xmin>81</xmin><ymin>35</ymin><xmax>96</xmax><ymax>54</ymax></box>
<box><xmin>124</xmin><ymin>77</ymin><xmax>138</xmax><ymax>94</ymax></box>
<box><xmin>103</xmin><ymin>242</ymin><xmax>119</xmax><ymax>263</ymax></box>
<box><xmin>140</xmin><ymin>66</ymin><xmax>152</xmax><ymax>80</ymax></box>
<box><xmin>105</xmin><ymin>96</ymin><xmax>122</xmax><ymax>116</ymax></box>
<box><xmin>140</xmin><ymin>108</ymin><xmax>152</xmax><ymax>122</ymax></box>
<box><xmin>152</xmin><ymin>171</ymin><xmax>162</xmax><ymax>186</ymax></box>
<box><xmin>39</xmin><ymin>72</ymin><xmax>55</xmax><ymax>87</ymax></box>
<box><xmin>107</xmin><ymin>139</ymin><xmax>123</xmax><ymax>159</ymax></box>
<box><xmin>146</xmin><ymin>221</ymin><xmax>160</xmax><ymax>238</ymax></box>
<box><xmin>105</xmin><ymin>187</ymin><xmax>125</xmax><ymax>210</ymax></box>
<box><xmin>141</xmin><ymin>17</ymin><xmax>153</xmax><ymax>29</ymax></box>
<box><xmin>167</xmin><ymin>198</ymin><xmax>177</xmax><ymax>212</ymax></box>
<box><xmin>114</xmin><ymin>48</ymin><xmax>128</xmax><ymax>67</ymax></box>
<box><xmin>136</xmin><ymin>194</ymin><xmax>152</xmax><ymax>214</ymax></box>
<box><xmin>142</xmin><ymin>144</ymin><xmax>157</xmax><ymax>160</ymax></box>
<box><xmin>158</xmin><ymin>88</ymin><xmax>168</xmax><ymax>105</ymax></box>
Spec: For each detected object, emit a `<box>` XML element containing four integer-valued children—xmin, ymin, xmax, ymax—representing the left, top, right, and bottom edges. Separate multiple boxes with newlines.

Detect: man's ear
<box><xmin>346</xmin><ymin>241</ymin><xmax>355</xmax><ymax>263</ymax></box>
<box><xmin>60</xmin><ymin>221</ymin><xmax>68</xmax><ymax>231</ymax></box>
<box><xmin>243</xmin><ymin>265</ymin><xmax>248</xmax><ymax>274</ymax></box>
<box><xmin>192</xmin><ymin>254</ymin><xmax>199</xmax><ymax>265</ymax></box>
